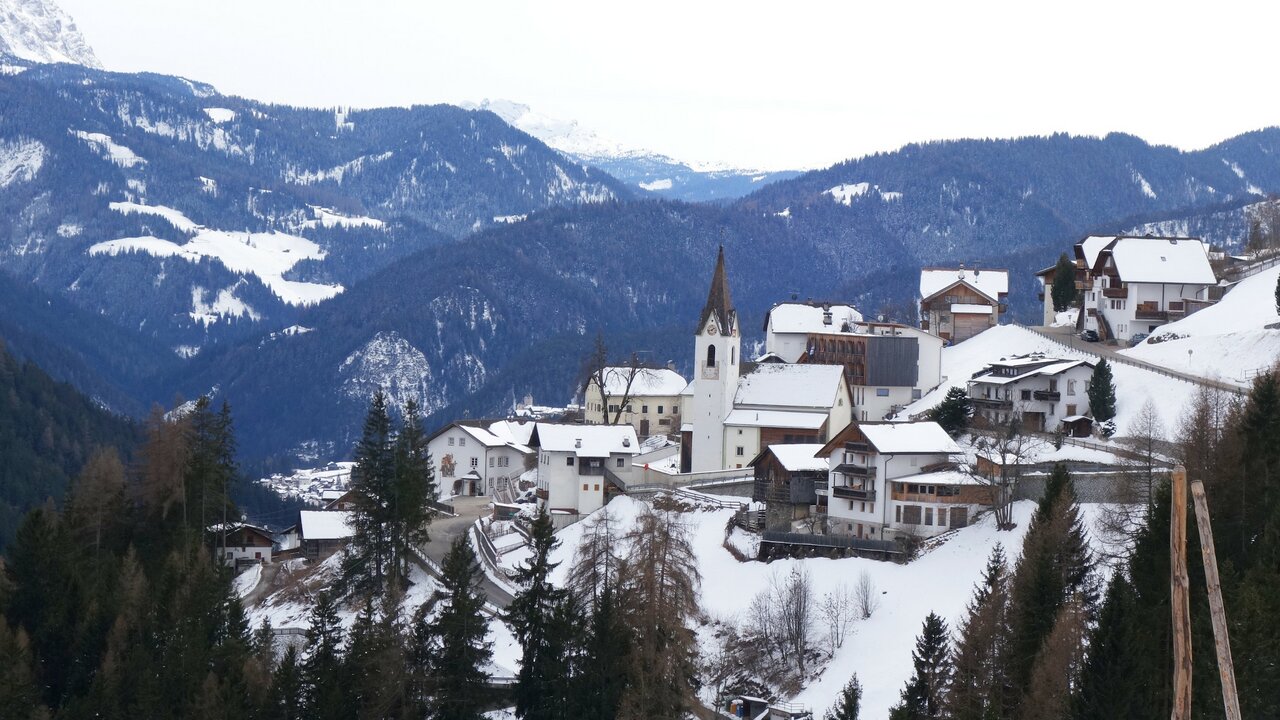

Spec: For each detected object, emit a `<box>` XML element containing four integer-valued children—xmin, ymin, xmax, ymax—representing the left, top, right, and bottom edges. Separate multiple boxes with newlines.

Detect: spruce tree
<box><xmin>505</xmin><ymin>509</ymin><xmax>570</xmax><ymax>720</ymax></box>
<box><xmin>0</xmin><ymin>619</ymin><xmax>49</xmax><ymax>720</ymax></box>
<box><xmin>825</xmin><ymin>673</ymin><xmax>862</xmax><ymax>720</ymax></box>
<box><xmin>1072</xmin><ymin>573</ymin><xmax>1143</xmax><ymax>720</ymax></box>
<box><xmin>576</xmin><ymin>584</ymin><xmax>630</xmax><ymax>720</ymax></box>
<box><xmin>1275</xmin><ymin>273</ymin><xmax>1279</xmax><ymax>316</ymax></box>
<box><xmin>1051</xmin><ymin>253</ymin><xmax>1077</xmax><ymax>313</ymax></box>
<box><xmin>427</xmin><ymin>535</ymin><xmax>494</xmax><ymax>720</ymax></box>
<box><xmin>389</xmin><ymin>398</ymin><xmax>435</xmax><ymax>589</ymax></box>
<box><xmin>271</xmin><ymin>645</ymin><xmax>305</xmax><ymax>720</ymax></box>
<box><xmin>946</xmin><ymin>544</ymin><xmax>1010</xmax><ymax>720</ymax></box>
<box><xmin>302</xmin><ymin>591</ymin><xmax>351</xmax><ymax>720</ymax></box>
<box><xmin>888</xmin><ymin>613</ymin><xmax>952</xmax><ymax>720</ymax></box>
<box><xmin>930</xmin><ymin>387</ymin><xmax>972</xmax><ymax>437</ymax></box>
<box><xmin>346</xmin><ymin>390</ymin><xmax>396</xmax><ymax>593</ymax></box>
<box><xmin>1086</xmin><ymin>359</ymin><xmax>1116</xmax><ymax>425</ymax></box>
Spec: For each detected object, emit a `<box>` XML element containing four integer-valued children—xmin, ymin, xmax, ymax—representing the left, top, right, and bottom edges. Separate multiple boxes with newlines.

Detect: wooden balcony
<box><xmin>1135</xmin><ymin>308</ymin><xmax>1169</xmax><ymax>321</ymax></box>
<box><xmin>835</xmin><ymin>464</ymin><xmax>877</xmax><ymax>478</ymax></box>
<box><xmin>832</xmin><ymin>485</ymin><xmax>877</xmax><ymax>501</ymax></box>
<box><xmin>971</xmin><ymin>396</ymin><xmax>1013</xmax><ymax>409</ymax></box>
<box><xmin>844</xmin><ymin>441</ymin><xmax>871</xmax><ymax>454</ymax></box>
<box><xmin>1033</xmin><ymin>390</ymin><xmax>1061</xmax><ymax>401</ymax></box>
<box><xmin>1102</xmin><ymin>286</ymin><xmax>1128</xmax><ymax>298</ymax></box>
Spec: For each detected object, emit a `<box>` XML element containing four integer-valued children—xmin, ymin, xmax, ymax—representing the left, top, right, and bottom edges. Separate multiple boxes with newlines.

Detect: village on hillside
<box><xmin>236</xmin><ymin>233</ymin><xmax>1280</xmax><ymax>719</ymax></box>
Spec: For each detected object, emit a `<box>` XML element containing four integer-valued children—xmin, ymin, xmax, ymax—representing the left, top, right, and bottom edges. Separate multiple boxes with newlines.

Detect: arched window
<box><xmin>731</xmin><ymin>347</ymin><xmax>736</xmax><ymax>365</ymax></box>
<box><xmin>706</xmin><ymin>344</ymin><xmax>717</xmax><ymax>368</ymax></box>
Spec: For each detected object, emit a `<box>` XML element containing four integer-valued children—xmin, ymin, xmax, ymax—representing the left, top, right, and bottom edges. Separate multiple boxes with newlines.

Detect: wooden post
<box><xmin>1190</xmin><ymin>479</ymin><xmax>1243</xmax><ymax>720</ymax></box>
<box><xmin>1171</xmin><ymin>465</ymin><xmax>1192</xmax><ymax>720</ymax></box>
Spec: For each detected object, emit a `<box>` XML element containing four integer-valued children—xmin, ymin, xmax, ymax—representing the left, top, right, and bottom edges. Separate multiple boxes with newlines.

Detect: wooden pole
<box><xmin>1171</xmin><ymin>465</ymin><xmax>1192</xmax><ymax>720</ymax></box>
<box><xmin>1190</xmin><ymin>479</ymin><xmax>1243</xmax><ymax>720</ymax></box>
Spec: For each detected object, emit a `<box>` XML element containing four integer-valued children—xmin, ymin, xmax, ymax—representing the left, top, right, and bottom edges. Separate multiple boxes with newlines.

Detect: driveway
<box><xmin>419</xmin><ymin>495</ymin><xmax>516</xmax><ymax>606</ymax></box>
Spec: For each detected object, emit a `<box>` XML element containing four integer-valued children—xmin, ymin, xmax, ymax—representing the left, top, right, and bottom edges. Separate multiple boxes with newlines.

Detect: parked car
<box><xmin>1080</xmin><ymin>329</ymin><xmax>1100</xmax><ymax>342</ymax></box>
<box><xmin>1129</xmin><ymin>333</ymin><xmax>1149</xmax><ymax>347</ymax></box>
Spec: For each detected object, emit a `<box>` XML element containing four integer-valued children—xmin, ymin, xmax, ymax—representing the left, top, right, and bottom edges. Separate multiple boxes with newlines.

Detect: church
<box><xmin>680</xmin><ymin>248</ymin><xmax>852</xmax><ymax>472</ymax></box>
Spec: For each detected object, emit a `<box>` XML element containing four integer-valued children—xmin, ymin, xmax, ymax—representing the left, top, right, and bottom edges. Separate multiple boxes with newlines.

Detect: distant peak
<box><xmin>0</xmin><ymin>0</ymin><xmax>101</xmax><ymax>68</ymax></box>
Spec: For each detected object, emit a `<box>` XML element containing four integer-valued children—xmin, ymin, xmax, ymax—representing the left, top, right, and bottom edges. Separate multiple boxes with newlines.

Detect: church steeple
<box><xmin>699</xmin><ymin>245</ymin><xmax>736</xmax><ymax>333</ymax></box>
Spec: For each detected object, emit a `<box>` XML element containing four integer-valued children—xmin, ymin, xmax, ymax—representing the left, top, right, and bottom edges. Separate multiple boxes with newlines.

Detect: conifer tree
<box><xmin>1051</xmin><ymin>253</ymin><xmax>1077</xmax><ymax>312</ymax></box>
<box><xmin>427</xmin><ymin>535</ymin><xmax>493</xmax><ymax>720</ymax></box>
<box><xmin>946</xmin><ymin>544</ymin><xmax>1010</xmax><ymax>720</ymax></box>
<box><xmin>888</xmin><ymin>613</ymin><xmax>952</xmax><ymax>720</ymax></box>
<box><xmin>0</xmin><ymin>619</ymin><xmax>49</xmax><ymax>720</ymax></box>
<box><xmin>825</xmin><ymin>673</ymin><xmax>862</xmax><ymax>720</ymax></box>
<box><xmin>346</xmin><ymin>390</ymin><xmax>396</xmax><ymax>593</ymax></box>
<box><xmin>389</xmin><ymin>398</ymin><xmax>435</xmax><ymax>589</ymax></box>
<box><xmin>930</xmin><ymin>387</ymin><xmax>972</xmax><ymax>437</ymax></box>
<box><xmin>576</xmin><ymin>584</ymin><xmax>630</xmax><ymax>720</ymax></box>
<box><xmin>505</xmin><ymin>509</ymin><xmax>570</xmax><ymax>720</ymax></box>
<box><xmin>302</xmin><ymin>591</ymin><xmax>351</xmax><ymax>720</ymax></box>
<box><xmin>1072</xmin><ymin>573</ymin><xmax>1144</xmax><ymax>720</ymax></box>
<box><xmin>1086</xmin><ymin>359</ymin><xmax>1116</xmax><ymax>427</ymax></box>
<box><xmin>1275</xmin><ymin>273</ymin><xmax>1279</xmax><ymax>315</ymax></box>
<box><xmin>1020</xmin><ymin>598</ymin><xmax>1088</xmax><ymax>720</ymax></box>
<box><xmin>271</xmin><ymin>645</ymin><xmax>305</xmax><ymax>720</ymax></box>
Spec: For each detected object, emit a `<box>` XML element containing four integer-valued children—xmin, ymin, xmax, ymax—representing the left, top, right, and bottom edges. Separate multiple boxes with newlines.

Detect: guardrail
<box><xmin>761</xmin><ymin>530</ymin><xmax>900</xmax><ymax>554</ymax></box>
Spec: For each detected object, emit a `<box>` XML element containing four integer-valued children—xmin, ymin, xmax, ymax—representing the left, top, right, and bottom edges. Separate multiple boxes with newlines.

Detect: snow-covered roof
<box><xmin>971</xmin><ymin>357</ymin><xmax>1093</xmax><ymax>385</ymax></box>
<box><xmin>596</xmin><ymin>367</ymin><xmax>688</xmax><ymax>397</ymax></box>
<box><xmin>951</xmin><ymin>303</ymin><xmax>993</xmax><ymax>315</ymax></box>
<box><xmin>896</xmin><ymin>468</ymin><xmax>984</xmax><ymax>486</ymax></box>
<box><xmin>1107</xmin><ymin>237</ymin><xmax>1215</xmax><ymax>285</ymax></box>
<box><xmin>762</xmin><ymin>443</ymin><xmax>828</xmax><ymax>472</ymax></box>
<box><xmin>766</xmin><ymin>302</ymin><xmax>864</xmax><ymax>334</ymax></box>
<box><xmin>1078</xmin><ymin>235</ymin><xmax>1115</xmax><ymax>269</ymax></box>
<box><xmin>919</xmin><ymin>268</ymin><xmax>1009</xmax><ymax>303</ymax></box>
<box><xmin>487</xmin><ymin>419</ymin><xmax>535</xmax><ymax>446</ymax></box>
<box><xmin>299</xmin><ymin>510</ymin><xmax>354</xmax><ymax>541</ymax></box>
<box><xmin>735</xmin><ymin>364</ymin><xmax>845</xmax><ymax>409</ymax></box>
<box><xmin>458</xmin><ymin>424</ymin><xmax>533</xmax><ymax>454</ymax></box>
<box><xmin>531</xmin><ymin>423</ymin><xmax>640</xmax><ymax>457</ymax></box>
<box><xmin>724</xmin><ymin>409</ymin><xmax>828</xmax><ymax>430</ymax></box>
<box><xmin>858</xmin><ymin>422</ymin><xmax>961</xmax><ymax>455</ymax></box>
<box><xmin>320</xmin><ymin>490</ymin><xmax>345</xmax><ymax>501</ymax></box>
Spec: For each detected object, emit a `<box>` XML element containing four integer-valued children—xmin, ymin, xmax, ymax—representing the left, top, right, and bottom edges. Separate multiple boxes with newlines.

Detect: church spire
<box><xmin>699</xmin><ymin>245</ymin><xmax>735</xmax><ymax>333</ymax></box>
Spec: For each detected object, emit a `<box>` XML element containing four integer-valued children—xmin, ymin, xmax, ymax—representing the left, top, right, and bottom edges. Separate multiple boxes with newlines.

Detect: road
<box><xmin>1024</xmin><ymin>324</ymin><xmax>1246</xmax><ymax>396</ymax></box>
<box><xmin>417</xmin><ymin>495</ymin><xmax>516</xmax><ymax>607</ymax></box>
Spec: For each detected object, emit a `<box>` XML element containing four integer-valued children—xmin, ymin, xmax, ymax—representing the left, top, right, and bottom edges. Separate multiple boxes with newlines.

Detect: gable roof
<box><xmin>699</xmin><ymin>245</ymin><xmax>736</xmax><ymax>332</ymax></box>
<box><xmin>1075</xmin><ymin>235</ymin><xmax>1116</xmax><ymax>270</ymax></box>
<box><xmin>765</xmin><ymin>302</ymin><xmax>864</xmax><ymax>334</ymax></box>
<box><xmin>818</xmin><ymin>420</ymin><xmax>960</xmax><ymax>456</ymax></box>
<box><xmin>919</xmin><ymin>267</ymin><xmax>1009</xmax><ymax>303</ymax></box>
<box><xmin>596</xmin><ymin>367</ymin><xmax>688</xmax><ymax>397</ymax></box>
<box><xmin>299</xmin><ymin>510</ymin><xmax>354</xmax><ymax>541</ymax></box>
<box><xmin>529</xmin><ymin>423</ymin><xmax>639</xmax><ymax>457</ymax></box>
<box><xmin>1102</xmin><ymin>236</ymin><xmax>1215</xmax><ymax>285</ymax></box>
<box><xmin>749</xmin><ymin>443</ymin><xmax>829</xmax><ymax>472</ymax></box>
<box><xmin>971</xmin><ymin>356</ymin><xmax>1094</xmax><ymax>385</ymax></box>
<box><xmin>734</xmin><ymin>363</ymin><xmax>845</xmax><ymax>409</ymax></box>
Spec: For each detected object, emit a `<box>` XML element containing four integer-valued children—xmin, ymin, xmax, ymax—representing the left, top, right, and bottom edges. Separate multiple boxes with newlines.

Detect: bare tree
<box><xmin>778</xmin><ymin>566</ymin><xmax>815</xmax><ymax>674</ymax></box>
<box><xmin>1245</xmin><ymin>196</ymin><xmax>1280</xmax><ymax>254</ymax></box>
<box><xmin>853</xmin><ymin>570</ymin><xmax>880</xmax><ymax>620</ymax></box>
<box><xmin>1096</xmin><ymin>399</ymin><xmax>1169</xmax><ymax>562</ymax></box>
<box><xmin>581</xmin><ymin>333</ymin><xmax>660</xmax><ymax>426</ymax></box>
<box><xmin>569</xmin><ymin>506</ymin><xmax>623</xmax><ymax>604</ymax></box>
<box><xmin>820</xmin><ymin>583</ymin><xmax>856</xmax><ymax>654</ymax></box>
<box><xmin>969</xmin><ymin>411</ymin><xmax>1048</xmax><ymax>530</ymax></box>
<box><xmin>746</xmin><ymin>567</ymin><xmax>816</xmax><ymax>679</ymax></box>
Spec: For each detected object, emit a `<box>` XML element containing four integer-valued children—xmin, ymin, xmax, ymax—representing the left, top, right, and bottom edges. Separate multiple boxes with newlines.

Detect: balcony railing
<box><xmin>1033</xmin><ymin>390</ymin><xmax>1061</xmax><ymax>401</ymax></box>
<box><xmin>844</xmin><ymin>441</ymin><xmax>871</xmax><ymax>454</ymax></box>
<box><xmin>971</xmin><ymin>396</ymin><xmax>1013</xmax><ymax>409</ymax></box>
<box><xmin>834</xmin><ymin>464</ymin><xmax>877</xmax><ymax>478</ymax></box>
<box><xmin>579</xmin><ymin>465</ymin><xmax>605</xmax><ymax>476</ymax></box>
<box><xmin>1135</xmin><ymin>308</ymin><xmax>1169</xmax><ymax>321</ymax></box>
<box><xmin>832</xmin><ymin>485</ymin><xmax>877</xmax><ymax>501</ymax></box>
<box><xmin>1102</xmin><ymin>286</ymin><xmax>1128</xmax><ymax>298</ymax></box>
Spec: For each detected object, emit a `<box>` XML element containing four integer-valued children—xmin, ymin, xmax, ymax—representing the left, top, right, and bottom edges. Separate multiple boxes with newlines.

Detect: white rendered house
<box><xmin>582</xmin><ymin>366</ymin><xmax>687</xmax><ymax>438</ymax></box>
<box><xmin>967</xmin><ymin>354</ymin><xmax>1095</xmax><ymax>432</ymax></box>
<box><xmin>427</xmin><ymin>421</ymin><xmax>534</xmax><ymax>498</ymax></box>
<box><xmin>529</xmin><ymin>423</ymin><xmax>640</xmax><ymax>516</ymax></box>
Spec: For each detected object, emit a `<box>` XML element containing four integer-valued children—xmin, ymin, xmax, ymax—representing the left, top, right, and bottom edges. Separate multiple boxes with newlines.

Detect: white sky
<box><xmin>59</xmin><ymin>0</ymin><xmax>1280</xmax><ymax>171</ymax></box>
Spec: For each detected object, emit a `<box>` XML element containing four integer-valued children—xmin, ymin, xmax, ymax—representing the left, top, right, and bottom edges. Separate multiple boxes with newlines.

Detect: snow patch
<box><xmin>285</xmin><ymin>151</ymin><xmax>393</xmax><ymax>185</ymax></box>
<box><xmin>56</xmin><ymin>222</ymin><xmax>81</xmax><ymax>238</ymax></box>
<box><xmin>826</xmin><ymin>182</ymin><xmax>901</xmax><ymax>205</ymax></box>
<box><xmin>493</xmin><ymin>214</ymin><xmax>527</xmax><ymax>224</ymax></box>
<box><xmin>0</xmin><ymin>0</ymin><xmax>101</xmax><ymax>67</ymax></box>
<box><xmin>190</xmin><ymin>282</ymin><xmax>261</xmax><ymax>324</ymax></box>
<box><xmin>110</xmin><ymin>201</ymin><xmax>201</xmax><ymax>233</ymax></box>
<box><xmin>639</xmin><ymin>178</ymin><xmax>673</xmax><ymax>191</ymax></box>
<box><xmin>300</xmin><ymin>205</ymin><xmax>385</xmax><ymax>230</ymax></box>
<box><xmin>203</xmin><ymin>107</ymin><xmax>237</xmax><ymax>123</ymax></box>
<box><xmin>71</xmin><ymin>130</ymin><xmax>144</xmax><ymax>167</ymax></box>
<box><xmin>1131</xmin><ymin>169</ymin><xmax>1157</xmax><ymax>199</ymax></box>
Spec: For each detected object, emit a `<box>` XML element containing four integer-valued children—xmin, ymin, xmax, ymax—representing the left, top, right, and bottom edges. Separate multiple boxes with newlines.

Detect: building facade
<box><xmin>918</xmin><ymin>266</ymin><xmax>1009</xmax><ymax>343</ymax></box>
<box><xmin>426</xmin><ymin>421</ymin><xmax>534</xmax><ymax>498</ymax></box>
<box><xmin>967</xmin><ymin>354</ymin><xmax>1095</xmax><ymax>431</ymax></box>
<box><xmin>530</xmin><ymin>423</ymin><xmax>640</xmax><ymax>516</ymax></box>
<box><xmin>582</xmin><ymin>366</ymin><xmax>687</xmax><ymax>438</ymax></box>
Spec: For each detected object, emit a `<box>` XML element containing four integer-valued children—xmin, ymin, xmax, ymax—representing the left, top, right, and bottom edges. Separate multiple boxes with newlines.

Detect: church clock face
<box><xmin>707</xmin><ymin>322</ymin><xmax>718</xmax><ymax>335</ymax></box>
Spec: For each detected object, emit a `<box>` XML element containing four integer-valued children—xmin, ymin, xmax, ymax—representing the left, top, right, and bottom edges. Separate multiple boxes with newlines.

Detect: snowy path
<box><xmin>416</xmin><ymin>495</ymin><xmax>515</xmax><ymax>607</ymax></box>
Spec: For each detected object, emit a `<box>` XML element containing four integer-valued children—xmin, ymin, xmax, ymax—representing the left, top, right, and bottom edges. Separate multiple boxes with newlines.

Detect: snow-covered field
<box><xmin>1121</xmin><ymin>265</ymin><xmax>1280</xmax><ymax>384</ymax></box>
<box><xmin>901</xmin><ymin>324</ymin><xmax>1201</xmax><ymax>439</ymax></box>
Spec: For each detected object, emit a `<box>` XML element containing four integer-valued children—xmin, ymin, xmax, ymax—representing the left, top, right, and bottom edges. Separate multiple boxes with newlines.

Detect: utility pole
<box><xmin>1190</xmin><ymin>479</ymin><xmax>1243</xmax><ymax>720</ymax></box>
<box><xmin>1171</xmin><ymin>465</ymin><xmax>1192</xmax><ymax>720</ymax></box>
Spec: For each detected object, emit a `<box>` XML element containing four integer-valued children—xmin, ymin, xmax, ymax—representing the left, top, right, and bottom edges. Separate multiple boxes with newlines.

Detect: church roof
<box><xmin>734</xmin><ymin>364</ymin><xmax>845</xmax><ymax>410</ymax></box>
<box><xmin>699</xmin><ymin>246</ymin><xmax>736</xmax><ymax>332</ymax></box>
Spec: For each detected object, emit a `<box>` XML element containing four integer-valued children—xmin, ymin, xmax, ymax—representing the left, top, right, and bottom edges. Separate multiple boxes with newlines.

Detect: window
<box><xmin>938</xmin><ymin>509</ymin><xmax>947</xmax><ymax>526</ymax></box>
<box><xmin>1067</xmin><ymin>379</ymin><xmax>1077</xmax><ymax>395</ymax></box>
<box><xmin>912</xmin><ymin>388</ymin><xmax>922</xmax><ymax>400</ymax></box>
<box><xmin>673</xmin><ymin>405</ymin><xmax>679</xmax><ymax>414</ymax></box>
<box><xmin>895</xmin><ymin>506</ymin><xmax>902</xmax><ymax>522</ymax></box>
<box><xmin>594</xmin><ymin>484</ymin><xmax>600</xmax><ymax>491</ymax></box>
<box><xmin>459</xmin><ymin>438</ymin><xmax>466</xmax><ymax>446</ymax></box>
<box><xmin>902</xmin><ymin>505</ymin><xmax>922</xmax><ymax>525</ymax></box>
<box><xmin>1021</xmin><ymin>389</ymin><xmax>1032</xmax><ymax>401</ymax></box>
<box><xmin>583</xmin><ymin>483</ymin><xmax>589</xmax><ymax>491</ymax></box>
<box><xmin>876</xmin><ymin>388</ymin><xmax>890</xmax><ymax>397</ymax></box>
<box><xmin>489</xmin><ymin>457</ymin><xmax>495</xmax><ymax>467</ymax></box>
<box><xmin>448</xmin><ymin>437</ymin><xmax>455</xmax><ymax>446</ymax></box>
<box><xmin>925</xmin><ymin>507</ymin><xmax>934</xmax><ymax>525</ymax></box>
<box><xmin>470</xmin><ymin>457</ymin><xmax>478</xmax><ymax>468</ymax></box>
<box><xmin>642</xmin><ymin>405</ymin><xmax>649</xmax><ymax>413</ymax></box>
<box><xmin>736</xmin><ymin>446</ymin><xmax>744</xmax><ymax>456</ymax></box>
<box><xmin>1067</xmin><ymin>404</ymin><xmax>1077</xmax><ymax>416</ymax></box>
<box><xmin>609</xmin><ymin>404</ymin><xmax>619</xmax><ymax>413</ymax></box>
<box><xmin>838</xmin><ymin>398</ymin><xmax>844</xmax><ymax>406</ymax></box>
<box><xmin>658</xmin><ymin>405</ymin><xmax>664</xmax><ymax>414</ymax></box>
<box><xmin>859</xmin><ymin>502</ymin><xmax>866</xmax><ymax>512</ymax></box>
<box><xmin>706</xmin><ymin>345</ymin><xmax>717</xmax><ymax>368</ymax></box>
<box><xmin>616</xmin><ymin>457</ymin><xmax>624</xmax><ymax>468</ymax></box>
<box><xmin>731</xmin><ymin>347</ymin><xmax>736</xmax><ymax>365</ymax></box>
<box><xmin>566</xmin><ymin>457</ymin><xmax>575</xmax><ymax>466</ymax></box>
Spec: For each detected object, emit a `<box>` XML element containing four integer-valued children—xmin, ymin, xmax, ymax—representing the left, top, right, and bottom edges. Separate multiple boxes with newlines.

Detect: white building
<box><xmin>818</xmin><ymin>421</ymin><xmax>986</xmax><ymax>541</ymax></box>
<box><xmin>214</xmin><ymin>524</ymin><xmax>274</xmax><ymax>570</ymax></box>
<box><xmin>427</xmin><ymin>421</ymin><xmax>534</xmax><ymax>498</ymax></box>
<box><xmin>919</xmin><ymin>266</ymin><xmax>1009</xmax><ymax>343</ymax></box>
<box><xmin>1076</xmin><ymin>235</ymin><xmax>1217</xmax><ymax>343</ymax></box>
<box><xmin>763</xmin><ymin>302</ymin><xmax>945</xmax><ymax>422</ymax></box>
<box><xmin>582</xmin><ymin>366</ymin><xmax>687</xmax><ymax>438</ymax></box>
<box><xmin>530</xmin><ymin>423</ymin><xmax>640</xmax><ymax>516</ymax></box>
<box><xmin>967</xmin><ymin>354</ymin><xmax>1096</xmax><ymax>432</ymax></box>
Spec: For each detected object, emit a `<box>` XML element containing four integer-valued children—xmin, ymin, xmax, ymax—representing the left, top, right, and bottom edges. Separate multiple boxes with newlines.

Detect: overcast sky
<box><xmin>59</xmin><ymin>0</ymin><xmax>1280</xmax><ymax>171</ymax></box>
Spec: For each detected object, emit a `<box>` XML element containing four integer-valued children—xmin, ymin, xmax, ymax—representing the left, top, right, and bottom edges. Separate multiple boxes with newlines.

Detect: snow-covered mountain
<box><xmin>0</xmin><ymin>0</ymin><xmax>100</xmax><ymax>68</ymax></box>
<box><xmin>467</xmin><ymin>99</ymin><xmax>801</xmax><ymax>202</ymax></box>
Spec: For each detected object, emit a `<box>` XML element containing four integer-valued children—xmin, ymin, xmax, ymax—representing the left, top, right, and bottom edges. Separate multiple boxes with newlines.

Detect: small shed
<box><xmin>749</xmin><ymin>443</ymin><xmax>828</xmax><ymax>525</ymax></box>
<box><xmin>1061</xmin><ymin>415</ymin><xmax>1094</xmax><ymax>438</ymax></box>
<box><xmin>299</xmin><ymin>510</ymin><xmax>354</xmax><ymax>560</ymax></box>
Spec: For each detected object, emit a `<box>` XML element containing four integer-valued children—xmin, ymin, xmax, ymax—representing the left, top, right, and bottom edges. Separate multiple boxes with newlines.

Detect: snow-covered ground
<box><xmin>1121</xmin><ymin>265</ymin><xmax>1280</xmax><ymax>385</ymax></box>
<box><xmin>256</xmin><ymin>462</ymin><xmax>354</xmax><ymax>505</ymax></box>
<box><xmin>901</xmin><ymin>325</ymin><xmax>1201</xmax><ymax>439</ymax></box>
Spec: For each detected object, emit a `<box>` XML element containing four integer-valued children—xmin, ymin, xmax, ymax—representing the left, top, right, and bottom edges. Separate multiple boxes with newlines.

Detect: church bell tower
<box><xmin>689</xmin><ymin>246</ymin><xmax>740</xmax><ymax>472</ymax></box>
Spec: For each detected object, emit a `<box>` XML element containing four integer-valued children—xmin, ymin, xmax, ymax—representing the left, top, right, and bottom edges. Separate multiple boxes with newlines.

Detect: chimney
<box><xmin>958</xmin><ymin>263</ymin><xmax>966</xmax><ymax>280</ymax></box>
<box><xmin>667</xmin><ymin>360</ymin><xmax>677</xmax><ymax>371</ymax></box>
<box><xmin>622</xmin><ymin>437</ymin><xmax>631</xmax><ymax>448</ymax></box>
<box><xmin>575</xmin><ymin>438</ymin><xmax>582</xmax><ymax>449</ymax></box>
<box><xmin>822</xmin><ymin>303</ymin><xmax>833</xmax><ymax>326</ymax></box>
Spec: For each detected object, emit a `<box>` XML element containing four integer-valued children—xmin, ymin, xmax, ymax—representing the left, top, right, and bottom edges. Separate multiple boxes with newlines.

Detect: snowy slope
<box><xmin>901</xmin><ymin>325</ymin><xmax>1201</xmax><ymax>439</ymax></box>
<box><xmin>1121</xmin><ymin>265</ymin><xmax>1280</xmax><ymax>384</ymax></box>
<box><xmin>0</xmin><ymin>0</ymin><xmax>100</xmax><ymax>67</ymax></box>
